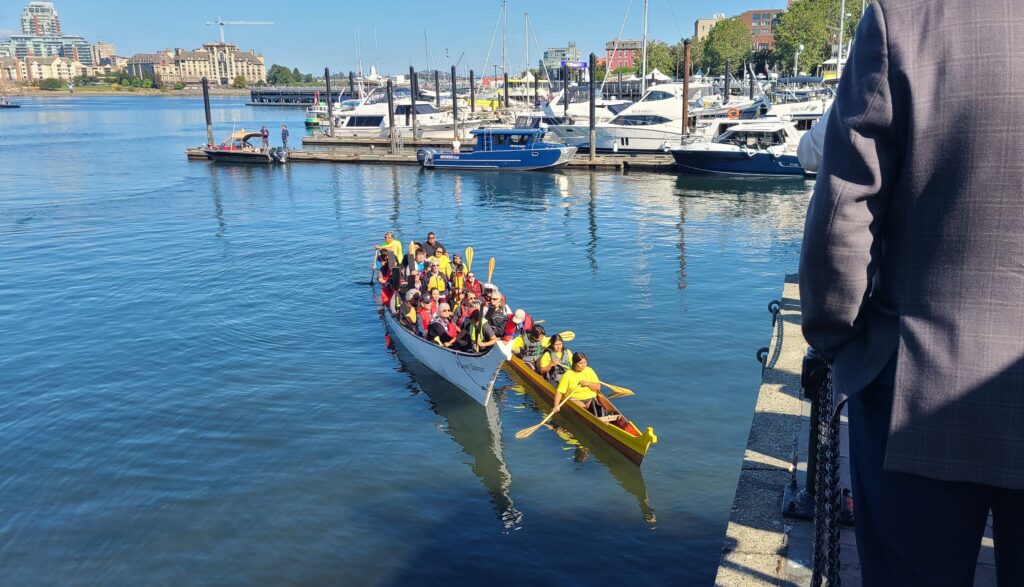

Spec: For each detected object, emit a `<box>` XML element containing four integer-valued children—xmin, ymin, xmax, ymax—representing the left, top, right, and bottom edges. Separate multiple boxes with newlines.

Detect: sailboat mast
<box><xmin>502</xmin><ymin>0</ymin><xmax>508</xmax><ymax>76</ymax></box>
<box><xmin>641</xmin><ymin>0</ymin><xmax>649</xmax><ymax>93</ymax></box>
<box><xmin>524</xmin><ymin>12</ymin><xmax>529</xmax><ymax>76</ymax></box>
<box><xmin>837</xmin><ymin>0</ymin><xmax>847</xmax><ymax>79</ymax></box>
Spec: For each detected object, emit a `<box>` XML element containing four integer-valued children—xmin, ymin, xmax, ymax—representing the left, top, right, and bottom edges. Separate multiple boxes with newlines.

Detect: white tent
<box><xmin>646</xmin><ymin>68</ymin><xmax>673</xmax><ymax>81</ymax></box>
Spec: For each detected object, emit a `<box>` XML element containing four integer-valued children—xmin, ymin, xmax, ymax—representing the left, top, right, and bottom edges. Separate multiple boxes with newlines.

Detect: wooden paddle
<box><xmin>601</xmin><ymin>381</ymin><xmax>635</xmax><ymax>399</ymax></box>
<box><xmin>487</xmin><ymin>256</ymin><xmax>495</xmax><ymax>284</ymax></box>
<box><xmin>465</xmin><ymin>246</ymin><xmax>474</xmax><ymax>272</ymax></box>
<box><xmin>515</xmin><ymin>392</ymin><xmax>577</xmax><ymax>439</ymax></box>
<box><xmin>369</xmin><ymin>248</ymin><xmax>378</xmax><ymax>285</ymax></box>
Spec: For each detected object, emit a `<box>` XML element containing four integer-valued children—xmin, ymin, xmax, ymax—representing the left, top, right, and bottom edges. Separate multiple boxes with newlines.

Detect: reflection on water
<box><xmin>387</xmin><ymin>334</ymin><xmax>522</xmax><ymax>531</ymax></box>
<box><xmin>504</xmin><ymin>370</ymin><xmax>656</xmax><ymax>526</ymax></box>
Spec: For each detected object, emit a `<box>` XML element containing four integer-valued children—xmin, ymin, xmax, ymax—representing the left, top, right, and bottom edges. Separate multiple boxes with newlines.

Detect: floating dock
<box><xmin>184</xmin><ymin>147</ymin><xmax>675</xmax><ymax>171</ymax></box>
<box><xmin>714</xmin><ymin>274</ymin><xmax>997</xmax><ymax>586</ymax></box>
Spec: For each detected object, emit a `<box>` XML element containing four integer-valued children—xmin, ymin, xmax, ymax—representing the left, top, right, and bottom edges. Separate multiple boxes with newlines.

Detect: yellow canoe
<box><xmin>505</xmin><ymin>356</ymin><xmax>657</xmax><ymax>465</ymax></box>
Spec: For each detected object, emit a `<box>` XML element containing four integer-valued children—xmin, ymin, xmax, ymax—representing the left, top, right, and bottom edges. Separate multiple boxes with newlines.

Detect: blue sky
<box><xmin>1</xmin><ymin>0</ymin><xmax>786</xmax><ymax>74</ymax></box>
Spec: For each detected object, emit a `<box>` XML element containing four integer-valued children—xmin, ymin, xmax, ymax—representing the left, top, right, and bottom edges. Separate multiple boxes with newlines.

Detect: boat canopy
<box><xmin>220</xmin><ymin>130</ymin><xmax>262</xmax><ymax>144</ymax></box>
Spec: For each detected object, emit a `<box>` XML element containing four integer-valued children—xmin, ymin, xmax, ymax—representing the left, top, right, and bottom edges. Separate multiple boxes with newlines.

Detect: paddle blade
<box><xmin>487</xmin><ymin>257</ymin><xmax>495</xmax><ymax>284</ymax></box>
<box><xmin>601</xmin><ymin>381</ymin><xmax>635</xmax><ymax>397</ymax></box>
<box><xmin>515</xmin><ymin>423</ymin><xmax>544</xmax><ymax>439</ymax></box>
<box><xmin>559</xmin><ymin>331</ymin><xmax>576</xmax><ymax>342</ymax></box>
<box><xmin>465</xmin><ymin>247</ymin><xmax>474</xmax><ymax>272</ymax></box>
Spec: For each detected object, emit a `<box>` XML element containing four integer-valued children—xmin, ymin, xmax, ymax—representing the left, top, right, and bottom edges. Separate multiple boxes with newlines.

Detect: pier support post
<box><xmin>409</xmin><ymin>66</ymin><xmax>419</xmax><ymax>140</ymax></box>
<box><xmin>682</xmin><ymin>39</ymin><xmax>691</xmax><ymax>139</ymax></box>
<box><xmin>386</xmin><ymin>79</ymin><xmax>397</xmax><ymax>153</ymax></box>
<box><xmin>434</xmin><ymin>70</ymin><xmax>441</xmax><ymax>108</ymax></box>
<box><xmin>348</xmin><ymin>71</ymin><xmax>355</xmax><ymax>99</ymax></box>
<box><xmin>201</xmin><ymin>77</ymin><xmax>213</xmax><ymax>146</ymax></box>
<box><xmin>469</xmin><ymin>70</ymin><xmax>475</xmax><ymax>113</ymax></box>
<box><xmin>533</xmin><ymin>72</ymin><xmax>538</xmax><ymax>108</ymax></box>
<box><xmin>723</xmin><ymin>60</ymin><xmax>730</xmax><ymax>105</ymax></box>
<box><xmin>451</xmin><ymin>65</ymin><xmax>458</xmax><ymax>140</ymax></box>
<box><xmin>562</xmin><ymin>64</ymin><xmax>569</xmax><ymax>117</ymax></box>
<box><xmin>503</xmin><ymin>72</ymin><xmax>509</xmax><ymax>112</ymax></box>
<box><xmin>588</xmin><ymin>52</ymin><xmax>596</xmax><ymax>161</ymax></box>
<box><xmin>325</xmin><ymin>68</ymin><xmax>334</xmax><ymax>137</ymax></box>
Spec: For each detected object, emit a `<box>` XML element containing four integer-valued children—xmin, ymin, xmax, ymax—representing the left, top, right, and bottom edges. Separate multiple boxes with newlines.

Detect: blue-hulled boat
<box><xmin>417</xmin><ymin>128</ymin><xmax>576</xmax><ymax>171</ymax></box>
<box><xmin>670</xmin><ymin>121</ymin><xmax>807</xmax><ymax>177</ymax></box>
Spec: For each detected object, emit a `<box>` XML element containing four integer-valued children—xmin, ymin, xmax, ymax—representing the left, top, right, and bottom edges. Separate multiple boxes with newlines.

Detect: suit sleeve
<box><xmin>799</xmin><ymin>3</ymin><xmax>903</xmax><ymax>361</ymax></box>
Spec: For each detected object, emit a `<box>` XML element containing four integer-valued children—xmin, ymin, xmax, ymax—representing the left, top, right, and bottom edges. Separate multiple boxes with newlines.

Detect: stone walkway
<box><xmin>714</xmin><ymin>274</ymin><xmax>996</xmax><ymax>586</ymax></box>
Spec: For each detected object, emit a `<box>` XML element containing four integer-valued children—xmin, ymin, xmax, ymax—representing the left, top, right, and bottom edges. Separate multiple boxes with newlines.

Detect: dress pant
<box><xmin>848</xmin><ymin>364</ymin><xmax>1024</xmax><ymax>586</ymax></box>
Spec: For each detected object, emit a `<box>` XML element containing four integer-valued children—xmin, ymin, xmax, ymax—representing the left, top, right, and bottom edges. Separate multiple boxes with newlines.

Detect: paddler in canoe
<box><xmin>553</xmin><ymin>352</ymin><xmax>605</xmax><ymax>417</ymax></box>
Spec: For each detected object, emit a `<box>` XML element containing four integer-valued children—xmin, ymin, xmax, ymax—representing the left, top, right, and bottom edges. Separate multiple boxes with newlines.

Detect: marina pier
<box><xmin>716</xmin><ymin>275</ymin><xmax>998</xmax><ymax>585</ymax></box>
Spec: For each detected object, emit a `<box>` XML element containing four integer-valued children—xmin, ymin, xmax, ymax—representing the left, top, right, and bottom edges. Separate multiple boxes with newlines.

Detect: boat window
<box><xmin>514</xmin><ymin>116</ymin><xmax>541</xmax><ymax>129</ymax></box>
<box><xmin>508</xmin><ymin>133</ymin><xmax>529</xmax><ymax>146</ymax></box>
<box><xmin>415</xmin><ymin>103</ymin><xmax>437</xmax><ymax>114</ymax></box>
<box><xmin>772</xmin><ymin>131</ymin><xmax>787</xmax><ymax>145</ymax></box>
<box><xmin>346</xmin><ymin>116</ymin><xmax>385</xmax><ymax>127</ymax></box>
<box><xmin>641</xmin><ymin>90</ymin><xmax>674</xmax><ymax>102</ymax></box>
<box><xmin>610</xmin><ymin>114</ymin><xmax>673</xmax><ymax>126</ymax></box>
<box><xmin>543</xmin><ymin>117</ymin><xmax>571</xmax><ymax>125</ymax></box>
<box><xmin>493</xmin><ymin>134</ymin><xmax>507</xmax><ymax>146</ymax></box>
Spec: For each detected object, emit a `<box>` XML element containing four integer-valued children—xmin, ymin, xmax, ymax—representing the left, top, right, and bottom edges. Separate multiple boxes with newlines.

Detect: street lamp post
<box><xmin>794</xmin><ymin>44</ymin><xmax>804</xmax><ymax>77</ymax></box>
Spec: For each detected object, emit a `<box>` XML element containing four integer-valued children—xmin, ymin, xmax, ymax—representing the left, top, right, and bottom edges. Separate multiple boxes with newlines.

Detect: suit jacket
<box><xmin>799</xmin><ymin>0</ymin><xmax>1024</xmax><ymax>488</ymax></box>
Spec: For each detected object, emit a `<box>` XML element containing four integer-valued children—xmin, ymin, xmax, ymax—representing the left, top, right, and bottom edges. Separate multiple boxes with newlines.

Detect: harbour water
<box><xmin>0</xmin><ymin>96</ymin><xmax>812</xmax><ymax>585</ymax></box>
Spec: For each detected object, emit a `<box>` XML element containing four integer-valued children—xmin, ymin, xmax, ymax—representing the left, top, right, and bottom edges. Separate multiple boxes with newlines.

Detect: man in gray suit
<box><xmin>799</xmin><ymin>0</ymin><xmax>1024</xmax><ymax>583</ymax></box>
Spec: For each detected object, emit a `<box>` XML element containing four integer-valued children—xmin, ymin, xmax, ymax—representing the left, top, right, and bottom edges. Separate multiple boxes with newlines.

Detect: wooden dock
<box><xmin>185</xmin><ymin>147</ymin><xmax>675</xmax><ymax>172</ymax></box>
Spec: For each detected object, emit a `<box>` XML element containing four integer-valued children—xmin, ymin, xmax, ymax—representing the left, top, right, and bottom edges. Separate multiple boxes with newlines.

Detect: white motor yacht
<box><xmin>330</xmin><ymin>86</ymin><xmax>481</xmax><ymax>140</ymax></box>
<box><xmin>670</xmin><ymin>120</ymin><xmax>806</xmax><ymax>176</ymax></box>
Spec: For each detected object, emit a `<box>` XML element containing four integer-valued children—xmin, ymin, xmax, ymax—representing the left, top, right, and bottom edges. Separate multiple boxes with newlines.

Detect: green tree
<box><xmin>38</xmin><ymin>78</ymin><xmax>64</xmax><ymax>91</ymax></box>
<box><xmin>610</xmin><ymin>65</ymin><xmax>635</xmax><ymax>76</ymax></box>
<box><xmin>642</xmin><ymin>40</ymin><xmax>674</xmax><ymax>76</ymax></box>
<box><xmin>266</xmin><ymin>64</ymin><xmax>297</xmax><ymax>85</ymax></box>
<box><xmin>232</xmin><ymin>75</ymin><xmax>247</xmax><ymax>89</ymax></box>
<box><xmin>173</xmin><ymin>82</ymin><xmax>184</xmax><ymax>90</ymax></box>
<box><xmin>142</xmin><ymin>78</ymin><xmax>153</xmax><ymax>88</ymax></box>
<box><xmin>774</xmin><ymin>0</ymin><xmax>860</xmax><ymax>76</ymax></box>
<box><xmin>702</xmin><ymin>18</ymin><xmax>752</xmax><ymax>75</ymax></box>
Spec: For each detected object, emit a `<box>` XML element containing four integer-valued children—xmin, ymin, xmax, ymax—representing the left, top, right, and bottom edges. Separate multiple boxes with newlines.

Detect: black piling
<box><xmin>325</xmin><ymin>68</ymin><xmax>334</xmax><ymax>137</ymax></box>
<box><xmin>385</xmin><ymin>79</ymin><xmax>396</xmax><ymax>151</ymax></box>
<box><xmin>409</xmin><ymin>66</ymin><xmax>418</xmax><ymax>139</ymax></box>
<box><xmin>723</xmin><ymin>60</ymin><xmax>730</xmax><ymax>105</ymax></box>
<box><xmin>469</xmin><ymin>70</ymin><xmax>475</xmax><ymax>113</ymax></box>
<box><xmin>588</xmin><ymin>53</ymin><xmax>596</xmax><ymax>161</ymax></box>
<box><xmin>434</xmin><ymin>70</ymin><xmax>440</xmax><ymax>108</ymax></box>
<box><xmin>533</xmin><ymin>72</ymin><xmax>539</xmax><ymax>108</ymax></box>
<box><xmin>562</xmin><ymin>64</ymin><xmax>569</xmax><ymax>116</ymax></box>
<box><xmin>503</xmin><ymin>72</ymin><xmax>509</xmax><ymax>111</ymax></box>
<box><xmin>682</xmin><ymin>39</ymin><xmax>691</xmax><ymax>138</ymax></box>
<box><xmin>451</xmin><ymin>65</ymin><xmax>458</xmax><ymax>140</ymax></box>
<box><xmin>201</xmin><ymin>77</ymin><xmax>213</xmax><ymax>146</ymax></box>
<box><xmin>348</xmin><ymin>71</ymin><xmax>355</xmax><ymax>98</ymax></box>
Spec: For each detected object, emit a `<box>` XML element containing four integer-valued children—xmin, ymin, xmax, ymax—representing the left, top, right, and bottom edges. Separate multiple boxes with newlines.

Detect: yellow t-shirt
<box><xmin>557</xmin><ymin>366</ymin><xmax>598</xmax><ymax>401</ymax></box>
<box><xmin>512</xmin><ymin>335</ymin><xmax>550</xmax><ymax>354</ymax></box>
<box><xmin>538</xmin><ymin>349</ymin><xmax>572</xmax><ymax>370</ymax></box>
<box><xmin>380</xmin><ymin>240</ymin><xmax>403</xmax><ymax>261</ymax></box>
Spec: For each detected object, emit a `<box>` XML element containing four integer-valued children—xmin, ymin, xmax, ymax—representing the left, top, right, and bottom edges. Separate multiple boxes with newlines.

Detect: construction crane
<box><xmin>206</xmin><ymin>17</ymin><xmax>273</xmax><ymax>44</ymax></box>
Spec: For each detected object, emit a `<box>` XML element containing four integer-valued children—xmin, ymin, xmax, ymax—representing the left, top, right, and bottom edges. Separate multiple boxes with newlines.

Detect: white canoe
<box><xmin>382</xmin><ymin>308</ymin><xmax>512</xmax><ymax>406</ymax></box>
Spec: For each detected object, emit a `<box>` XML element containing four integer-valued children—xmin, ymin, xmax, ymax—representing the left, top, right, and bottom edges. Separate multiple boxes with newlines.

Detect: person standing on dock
<box><xmin>281</xmin><ymin>124</ymin><xmax>289</xmax><ymax>150</ymax></box>
<box><xmin>259</xmin><ymin>125</ymin><xmax>269</xmax><ymax>150</ymax></box>
<box><xmin>799</xmin><ymin>1</ymin><xmax>1024</xmax><ymax>584</ymax></box>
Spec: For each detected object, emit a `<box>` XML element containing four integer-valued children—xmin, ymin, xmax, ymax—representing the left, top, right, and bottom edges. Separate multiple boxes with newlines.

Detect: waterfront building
<box><xmin>91</xmin><ymin>41</ymin><xmax>116</xmax><ymax>66</ymax></box>
<box><xmin>20</xmin><ymin>1</ymin><xmax>61</xmax><ymax>36</ymax></box>
<box><xmin>5</xmin><ymin>1</ymin><xmax>94</xmax><ymax>66</ymax></box>
<box><xmin>694</xmin><ymin>14</ymin><xmax>726</xmax><ymax>41</ymax></box>
<box><xmin>125</xmin><ymin>43</ymin><xmax>266</xmax><ymax>87</ymax></box>
<box><xmin>541</xmin><ymin>42</ymin><xmax>582</xmax><ymax>71</ymax></box>
<box><xmin>0</xmin><ymin>57</ymin><xmax>27</xmax><ymax>82</ymax></box>
<box><xmin>605</xmin><ymin>39</ymin><xmax>643</xmax><ymax>72</ymax></box>
<box><xmin>736</xmin><ymin>9</ymin><xmax>784</xmax><ymax>50</ymax></box>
